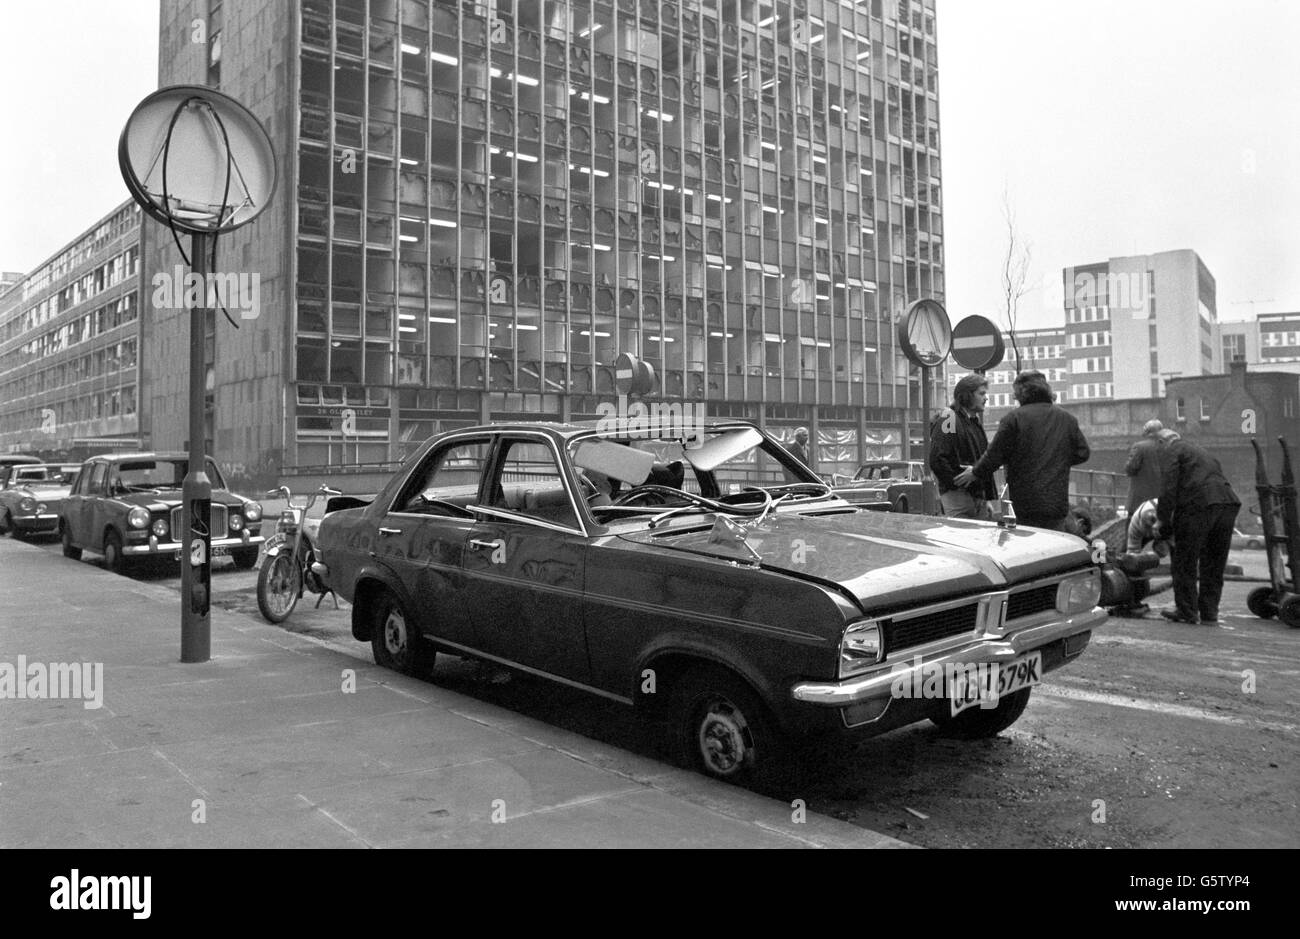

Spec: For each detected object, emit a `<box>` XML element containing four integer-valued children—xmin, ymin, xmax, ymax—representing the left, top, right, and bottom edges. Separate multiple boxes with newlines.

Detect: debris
<box><xmin>905</xmin><ymin>807</ymin><xmax>929</xmax><ymax>820</ymax></box>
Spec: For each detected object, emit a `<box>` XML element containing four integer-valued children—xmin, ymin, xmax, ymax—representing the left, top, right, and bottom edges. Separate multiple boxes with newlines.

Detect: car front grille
<box><xmin>169</xmin><ymin>504</ymin><xmax>228</xmax><ymax>540</ymax></box>
<box><xmin>1007</xmin><ymin>584</ymin><xmax>1058</xmax><ymax>621</ymax></box>
<box><xmin>886</xmin><ymin>602</ymin><xmax>979</xmax><ymax>652</ymax></box>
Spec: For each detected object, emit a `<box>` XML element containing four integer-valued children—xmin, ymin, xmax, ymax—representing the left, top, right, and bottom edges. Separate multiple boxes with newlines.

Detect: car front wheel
<box><xmin>61</xmin><ymin>524</ymin><xmax>82</xmax><ymax>559</ymax></box>
<box><xmin>930</xmin><ymin>687</ymin><xmax>1033</xmax><ymax>739</ymax></box>
<box><xmin>370</xmin><ymin>591</ymin><xmax>436</xmax><ymax>677</ymax></box>
<box><xmin>231</xmin><ymin>546</ymin><xmax>259</xmax><ymax>570</ymax></box>
<box><xmin>102</xmin><ymin>530</ymin><xmax>128</xmax><ymax>574</ymax></box>
<box><xmin>674</xmin><ymin>669</ymin><xmax>781</xmax><ymax>783</ymax></box>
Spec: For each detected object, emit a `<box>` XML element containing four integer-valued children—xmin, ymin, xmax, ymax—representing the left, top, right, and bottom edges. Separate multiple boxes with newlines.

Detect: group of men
<box><xmin>925</xmin><ymin>370</ymin><xmax>1240</xmax><ymax>626</ymax></box>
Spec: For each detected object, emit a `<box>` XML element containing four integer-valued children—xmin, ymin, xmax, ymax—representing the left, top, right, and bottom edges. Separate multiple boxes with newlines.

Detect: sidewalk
<box><xmin>0</xmin><ymin>537</ymin><xmax>907</xmax><ymax>849</ymax></box>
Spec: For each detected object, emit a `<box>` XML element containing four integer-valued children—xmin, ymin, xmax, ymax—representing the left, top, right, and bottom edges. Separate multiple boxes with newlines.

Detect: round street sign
<box><xmin>614</xmin><ymin>353</ymin><xmax>657</xmax><ymax>396</ymax></box>
<box><xmin>950</xmin><ymin>315</ymin><xmax>1005</xmax><ymax>372</ymax></box>
<box><xmin>898</xmin><ymin>298</ymin><xmax>952</xmax><ymax>368</ymax></box>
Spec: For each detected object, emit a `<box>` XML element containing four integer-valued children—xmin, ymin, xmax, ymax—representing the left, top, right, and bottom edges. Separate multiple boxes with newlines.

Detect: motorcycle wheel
<box><xmin>257</xmin><ymin>552</ymin><xmax>302</xmax><ymax>623</ymax></box>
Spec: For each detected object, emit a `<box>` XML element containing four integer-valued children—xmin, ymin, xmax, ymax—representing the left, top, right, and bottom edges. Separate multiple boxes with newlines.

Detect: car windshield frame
<box><xmin>564</xmin><ymin>423</ymin><xmax>835</xmax><ymax>527</ymax></box>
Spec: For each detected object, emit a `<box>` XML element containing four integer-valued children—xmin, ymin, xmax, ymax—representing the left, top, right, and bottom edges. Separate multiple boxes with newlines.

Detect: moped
<box><xmin>255</xmin><ymin>483</ymin><xmax>341</xmax><ymax>623</ymax></box>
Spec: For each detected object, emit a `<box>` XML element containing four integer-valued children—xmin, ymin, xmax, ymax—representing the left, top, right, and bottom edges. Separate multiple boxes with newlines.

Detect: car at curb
<box><xmin>1231</xmin><ymin>528</ymin><xmax>1264</xmax><ymax>550</ymax></box>
<box><xmin>317</xmin><ymin>420</ymin><xmax>1104</xmax><ymax>783</ymax></box>
<box><xmin>830</xmin><ymin>459</ymin><xmax>932</xmax><ymax>513</ymax></box>
<box><xmin>58</xmin><ymin>452</ymin><xmax>264</xmax><ymax>573</ymax></box>
<box><xmin>0</xmin><ymin>463</ymin><xmax>81</xmax><ymax>538</ymax></box>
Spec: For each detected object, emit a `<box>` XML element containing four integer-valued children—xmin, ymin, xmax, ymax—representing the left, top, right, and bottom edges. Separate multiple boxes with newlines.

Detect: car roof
<box><xmin>84</xmin><ymin>452</ymin><xmax>191</xmax><ymax>463</ymax></box>
<box><xmin>0</xmin><ymin>454</ymin><xmax>41</xmax><ymax>464</ymax></box>
<box><xmin>440</xmin><ymin>418</ymin><xmax>760</xmax><ymax>441</ymax></box>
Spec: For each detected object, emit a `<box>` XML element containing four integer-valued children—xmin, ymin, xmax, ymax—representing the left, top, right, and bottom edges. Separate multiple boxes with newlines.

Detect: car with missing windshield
<box><xmin>58</xmin><ymin>452</ymin><xmax>264</xmax><ymax>573</ymax></box>
<box><xmin>317</xmin><ymin>420</ymin><xmax>1104</xmax><ymax>782</ymax></box>
<box><xmin>0</xmin><ymin>463</ymin><xmax>81</xmax><ymax>538</ymax></box>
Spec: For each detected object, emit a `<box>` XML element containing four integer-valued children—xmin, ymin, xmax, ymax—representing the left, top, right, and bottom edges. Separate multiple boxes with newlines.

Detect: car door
<box><xmin>459</xmin><ymin>435</ymin><xmax>591</xmax><ymax>684</ymax></box>
<box><xmin>70</xmin><ymin>461</ymin><xmax>106</xmax><ymax>547</ymax></box>
<box><xmin>374</xmin><ymin>435</ymin><xmax>493</xmax><ymax>645</ymax></box>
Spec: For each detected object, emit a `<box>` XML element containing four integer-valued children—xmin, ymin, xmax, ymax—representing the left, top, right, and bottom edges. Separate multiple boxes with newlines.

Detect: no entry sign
<box><xmin>950</xmin><ymin>315</ymin><xmax>1005</xmax><ymax>372</ymax></box>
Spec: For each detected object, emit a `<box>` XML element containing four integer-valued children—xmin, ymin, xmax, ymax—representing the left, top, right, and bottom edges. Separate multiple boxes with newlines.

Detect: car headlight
<box><xmin>1057</xmin><ymin>570</ymin><xmax>1101</xmax><ymax>614</ymax></box>
<box><xmin>839</xmin><ymin>619</ymin><xmax>884</xmax><ymax>679</ymax></box>
<box><xmin>152</xmin><ymin>518</ymin><xmax>169</xmax><ymax>538</ymax></box>
<box><xmin>230</xmin><ymin>513</ymin><xmax>244</xmax><ymax>531</ymax></box>
<box><xmin>19</xmin><ymin>497</ymin><xmax>36</xmax><ymax>513</ymax></box>
<box><xmin>128</xmin><ymin>506</ymin><xmax>151</xmax><ymax>529</ymax></box>
<box><xmin>244</xmin><ymin>501</ymin><xmax>262</xmax><ymax>522</ymax></box>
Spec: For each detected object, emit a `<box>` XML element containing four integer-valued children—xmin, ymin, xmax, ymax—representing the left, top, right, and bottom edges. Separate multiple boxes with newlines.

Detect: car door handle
<box><xmin>468</xmin><ymin>539</ymin><xmax>498</xmax><ymax>549</ymax></box>
<box><xmin>378</xmin><ymin>527</ymin><xmax>402</xmax><ymax>536</ymax></box>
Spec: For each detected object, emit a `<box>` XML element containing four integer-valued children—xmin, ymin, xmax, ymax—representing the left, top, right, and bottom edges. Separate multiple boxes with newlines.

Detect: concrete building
<box><xmin>1063</xmin><ymin>249</ymin><xmax>1218</xmax><ymax>402</ymax></box>
<box><xmin>1219</xmin><ymin>313</ymin><xmax>1300</xmax><ymax>377</ymax></box>
<box><xmin>0</xmin><ymin>202</ymin><xmax>147</xmax><ymax>458</ymax></box>
<box><xmin>134</xmin><ymin>0</ymin><xmax>948</xmax><ymax>486</ymax></box>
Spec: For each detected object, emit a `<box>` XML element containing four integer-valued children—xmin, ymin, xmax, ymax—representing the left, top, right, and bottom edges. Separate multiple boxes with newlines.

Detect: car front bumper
<box><xmin>790</xmin><ymin>606</ymin><xmax>1105</xmax><ymax>715</ymax></box>
<box><xmin>12</xmin><ymin>513</ymin><xmax>59</xmax><ymax>533</ymax></box>
<box><xmin>123</xmin><ymin>530</ymin><xmax>265</xmax><ymax>556</ymax></box>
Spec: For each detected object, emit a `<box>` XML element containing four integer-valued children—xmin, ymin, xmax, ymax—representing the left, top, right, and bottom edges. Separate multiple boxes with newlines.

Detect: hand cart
<box><xmin>1246</xmin><ymin>437</ymin><xmax>1300</xmax><ymax>627</ymax></box>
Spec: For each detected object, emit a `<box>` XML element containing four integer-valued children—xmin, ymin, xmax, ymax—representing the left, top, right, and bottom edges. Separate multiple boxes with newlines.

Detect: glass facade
<box><xmin>0</xmin><ymin>203</ymin><xmax>144</xmax><ymax>457</ymax></box>
<box><xmin>291</xmin><ymin>0</ymin><xmax>945</xmax><ymax>473</ymax></box>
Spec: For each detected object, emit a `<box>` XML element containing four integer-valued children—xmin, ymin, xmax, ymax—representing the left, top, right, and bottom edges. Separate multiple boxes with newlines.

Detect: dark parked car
<box><xmin>831</xmin><ymin>460</ymin><xmax>932</xmax><ymax>513</ymax></box>
<box><xmin>0</xmin><ymin>463</ymin><xmax>81</xmax><ymax>538</ymax></box>
<box><xmin>317</xmin><ymin>420</ymin><xmax>1103</xmax><ymax>782</ymax></box>
<box><xmin>58</xmin><ymin>452</ymin><xmax>264</xmax><ymax>572</ymax></box>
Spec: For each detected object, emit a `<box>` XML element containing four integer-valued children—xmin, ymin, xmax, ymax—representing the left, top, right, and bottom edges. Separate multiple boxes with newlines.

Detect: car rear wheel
<box><xmin>370</xmin><ymin>591</ymin><xmax>436</xmax><ymax>677</ymax></box>
<box><xmin>102</xmin><ymin>530</ymin><xmax>128</xmax><ymax>574</ymax></box>
<box><xmin>674</xmin><ymin>669</ymin><xmax>781</xmax><ymax>783</ymax></box>
<box><xmin>930</xmin><ymin>687</ymin><xmax>1033</xmax><ymax>739</ymax></box>
<box><xmin>61</xmin><ymin>524</ymin><xmax>81</xmax><ymax>560</ymax></box>
<box><xmin>1247</xmin><ymin>538</ymin><xmax>1263</xmax><ymax>550</ymax></box>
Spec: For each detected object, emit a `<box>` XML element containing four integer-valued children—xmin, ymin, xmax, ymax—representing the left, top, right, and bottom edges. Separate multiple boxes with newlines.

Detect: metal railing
<box><xmin>1069</xmin><ymin>469</ymin><xmax>1128</xmax><ymax>522</ymax></box>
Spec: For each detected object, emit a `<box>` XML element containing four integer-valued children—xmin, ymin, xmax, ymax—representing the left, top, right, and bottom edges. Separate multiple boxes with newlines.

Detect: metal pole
<box><xmin>921</xmin><ymin>365</ymin><xmax>936</xmax><ymax>514</ymax></box>
<box><xmin>181</xmin><ymin>232</ymin><xmax>214</xmax><ymax>663</ymax></box>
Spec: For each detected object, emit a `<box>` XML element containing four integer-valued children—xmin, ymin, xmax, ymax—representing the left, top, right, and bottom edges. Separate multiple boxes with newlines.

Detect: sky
<box><xmin>2</xmin><ymin>1</ymin><xmax>1298</xmax><ymax>329</ymax></box>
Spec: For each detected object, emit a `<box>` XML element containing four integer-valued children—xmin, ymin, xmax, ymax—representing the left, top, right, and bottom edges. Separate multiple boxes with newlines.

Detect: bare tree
<box><xmin>1000</xmin><ymin>188</ymin><xmax>1032</xmax><ymax>374</ymax></box>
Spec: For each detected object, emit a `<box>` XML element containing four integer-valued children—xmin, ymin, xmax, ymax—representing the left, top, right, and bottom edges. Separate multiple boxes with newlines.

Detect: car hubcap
<box><xmin>383</xmin><ymin>608</ymin><xmax>408</xmax><ymax>657</ymax></box>
<box><xmin>697</xmin><ymin>698</ymin><xmax>750</xmax><ymax>775</ymax></box>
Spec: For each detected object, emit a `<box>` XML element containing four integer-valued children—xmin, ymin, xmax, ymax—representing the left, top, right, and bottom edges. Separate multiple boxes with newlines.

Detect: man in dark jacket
<box><xmin>1124</xmin><ymin>419</ymin><xmax>1170</xmax><ymax>515</ymax></box>
<box><xmin>956</xmin><ymin>370</ymin><xmax>1090</xmax><ymax>531</ymax></box>
<box><xmin>1156</xmin><ymin>436</ymin><xmax>1241</xmax><ymax>624</ymax></box>
<box><xmin>928</xmin><ymin>374</ymin><xmax>997</xmax><ymax>519</ymax></box>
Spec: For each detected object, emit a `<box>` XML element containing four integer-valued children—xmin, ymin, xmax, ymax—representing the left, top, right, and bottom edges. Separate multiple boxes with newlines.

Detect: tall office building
<box><xmin>0</xmin><ymin>202</ymin><xmax>146</xmax><ymax>457</ymax></box>
<box><xmin>1062</xmin><ymin>249</ymin><xmax>1218</xmax><ymax>402</ymax></box>
<box><xmin>142</xmin><ymin>0</ymin><xmax>946</xmax><ymax>481</ymax></box>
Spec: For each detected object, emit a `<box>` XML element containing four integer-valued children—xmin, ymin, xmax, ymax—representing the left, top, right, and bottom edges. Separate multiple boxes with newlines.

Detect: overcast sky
<box><xmin>2</xmin><ymin>1</ymin><xmax>1297</xmax><ymax>329</ymax></box>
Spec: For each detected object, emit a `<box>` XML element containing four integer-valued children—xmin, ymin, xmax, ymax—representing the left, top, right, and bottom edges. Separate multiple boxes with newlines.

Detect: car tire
<box><xmin>1247</xmin><ymin>585</ymin><xmax>1278</xmax><ymax>619</ymax></box>
<box><xmin>370</xmin><ymin>590</ymin><xmax>436</xmax><ymax>677</ymax></box>
<box><xmin>674</xmin><ymin>668</ymin><xmax>782</xmax><ymax>784</ymax></box>
<box><xmin>0</xmin><ymin>510</ymin><xmax>11</xmax><ymax>535</ymax></box>
<box><xmin>231</xmin><ymin>546</ymin><xmax>259</xmax><ymax>570</ymax></box>
<box><xmin>1248</xmin><ymin>538</ymin><xmax>1263</xmax><ymax>550</ymax></box>
<box><xmin>931</xmin><ymin>687</ymin><xmax>1033</xmax><ymax>739</ymax></box>
<box><xmin>1279</xmin><ymin>595</ymin><xmax>1300</xmax><ymax>629</ymax></box>
<box><xmin>61</xmin><ymin>524</ymin><xmax>82</xmax><ymax>560</ymax></box>
<box><xmin>102</xmin><ymin>529</ymin><xmax>128</xmax><ymax>574</ymax></box>
<box><xmin>894</xmin><ymin>496</ymin><xmax>909</xmax><ymax>514</ymax></box>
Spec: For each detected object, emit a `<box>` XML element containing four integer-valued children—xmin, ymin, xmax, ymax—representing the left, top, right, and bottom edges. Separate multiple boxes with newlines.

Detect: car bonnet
<box><xmin>617</xmin><ymin>509</ymin><xmax>1093</xmax><ymax>611</ymax></box>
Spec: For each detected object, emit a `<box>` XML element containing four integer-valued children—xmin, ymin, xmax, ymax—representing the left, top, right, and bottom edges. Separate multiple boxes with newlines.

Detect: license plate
<box><xmin>949</xmin><ymin>651</ymin><xmax>1042</xmax><ymax>716</ymax></box>
<box><xmin>253</xmin><ymin>534</ymin><xmax>285</xmax><ymax>570</ymax></box>
<box><xmin>172</xmin><ymin>545</ymin><xmax>230</xmax><ymax>561</ymax></box>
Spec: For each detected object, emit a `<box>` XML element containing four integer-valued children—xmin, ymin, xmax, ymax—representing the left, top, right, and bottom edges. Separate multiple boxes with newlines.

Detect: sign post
<box><xmin>119</xmin><ymin>86</ymin><xmax>276</xmax><ymax>663</ymax></box>
<box><xmin>897</xmin><ymin>299</ymin><xmax>952</xmax><ymax>515</ymax></box>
